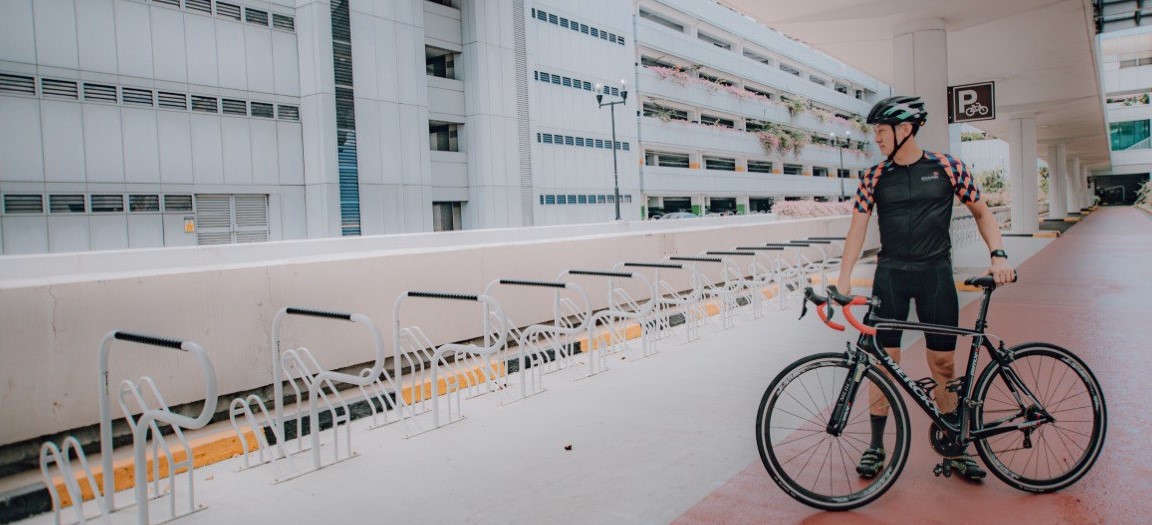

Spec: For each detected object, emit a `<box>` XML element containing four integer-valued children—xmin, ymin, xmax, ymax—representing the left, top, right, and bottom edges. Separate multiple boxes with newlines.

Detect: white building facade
<box><xmin>0</xmin><ymin>0</ymin><xmax>888</xmax><ymax>255</ymax></box>
<box><xmin>1096</xmin><ymin>25</ymin><xmax>1152</xmax><ymax>205</ymax></box>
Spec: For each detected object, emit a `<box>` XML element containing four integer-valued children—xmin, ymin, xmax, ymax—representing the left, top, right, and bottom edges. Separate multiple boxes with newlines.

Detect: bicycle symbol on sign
<box><xmin>964</xmin><ymin>102</ymin><xmax>990</xmax><ymax>117</ymax></box>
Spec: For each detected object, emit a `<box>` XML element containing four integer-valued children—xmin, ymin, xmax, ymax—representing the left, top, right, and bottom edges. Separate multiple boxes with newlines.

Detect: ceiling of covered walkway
<box><xmin>720</xmin><ymin>0</ymin><xmax>1110</xmax><ymax>168</ymax></box>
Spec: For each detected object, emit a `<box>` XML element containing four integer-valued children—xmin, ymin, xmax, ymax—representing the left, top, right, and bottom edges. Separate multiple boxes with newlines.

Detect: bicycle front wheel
<box><xmin>756</xmin><ymin>352</ymin><xmax>910</xmax><ymax>511</ymax></box>
<box><xmin>973</xmin><ymin>343</ymin><xmax>1107</xmax><ymax>493</ymax></box>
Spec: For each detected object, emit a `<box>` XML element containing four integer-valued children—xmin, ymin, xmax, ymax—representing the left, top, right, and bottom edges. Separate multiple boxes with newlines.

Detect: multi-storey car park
<box><xmin>0</xmin><ymin>0</ymin><xmax>889</xmax><ymax>255</ymax></box>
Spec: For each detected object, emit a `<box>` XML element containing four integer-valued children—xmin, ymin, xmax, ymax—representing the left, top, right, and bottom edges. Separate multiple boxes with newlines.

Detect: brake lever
<box><xmin>799</xmin><ymin>298</ymin><xmax>809</xmax><ymax>320</ymax></box>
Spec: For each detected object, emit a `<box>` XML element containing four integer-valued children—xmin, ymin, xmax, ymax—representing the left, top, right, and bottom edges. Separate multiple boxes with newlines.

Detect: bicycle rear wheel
<box><xmin>756</xmin><ymin>352</ymin><xmax>910</xmax><ymax>511</ymax></box>
<box><xmin>973</xmin><ymin>343</ymin><xmax>1106</xmax><ymax>492</ymax></box>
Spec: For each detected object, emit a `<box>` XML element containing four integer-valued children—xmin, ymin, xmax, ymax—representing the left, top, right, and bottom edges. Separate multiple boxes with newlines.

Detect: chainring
<box><xmin>929</xmin><ymin>422</ymin><xmax>967</xmax><ymax>456</ymax></box>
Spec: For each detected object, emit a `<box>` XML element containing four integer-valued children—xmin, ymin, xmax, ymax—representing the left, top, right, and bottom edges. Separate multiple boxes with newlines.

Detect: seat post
<box><xmin>974</xmin><ymin>286</ymin><xmax>995</xmax><ymax>333</ymax></box>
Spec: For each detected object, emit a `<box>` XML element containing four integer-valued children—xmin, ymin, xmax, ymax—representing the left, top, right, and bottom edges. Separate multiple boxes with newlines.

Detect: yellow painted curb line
<box><xmin>1034</xmin><ymin>231</ymin><xmax>1060</xmax><ymax>238</ymax></box>
<box><xmin>1063</xmin><ymin>217</ymin><xmax>1080</xmax><ymax>222</ymax></box>
<box><xmin>49</xmin><ymin>430</ymin><xmax>260</xmax><ymax>508</ymax></box>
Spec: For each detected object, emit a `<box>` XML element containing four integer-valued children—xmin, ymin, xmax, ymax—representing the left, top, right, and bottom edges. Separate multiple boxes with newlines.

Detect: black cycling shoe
<box><xmin>856</xmin><ymin>447</ymin><xmax>886</xmax><ymax>478</ymax></box>
<box><xmin>934</xmin><ymin>454</ymin><xmax>986</xmax><ymax>481</ymax></box>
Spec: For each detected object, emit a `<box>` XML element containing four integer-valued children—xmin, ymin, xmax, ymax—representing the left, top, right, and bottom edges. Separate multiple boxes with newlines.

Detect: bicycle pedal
<box><xmin>946</xmin><ymin>377</ymin><xmax>966</xmax><ymax>393</ymax></box>
<box><xmin>914</xmin><ymin>377</ymin><xmax>938</xmax><ymax>392</ymax></box>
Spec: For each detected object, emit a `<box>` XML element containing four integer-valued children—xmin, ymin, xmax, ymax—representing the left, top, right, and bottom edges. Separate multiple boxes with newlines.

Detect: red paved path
<box><xmin>673</xmin><ymin>207</ymin><xmax>1152</xmax><ymax>525</ymax></box>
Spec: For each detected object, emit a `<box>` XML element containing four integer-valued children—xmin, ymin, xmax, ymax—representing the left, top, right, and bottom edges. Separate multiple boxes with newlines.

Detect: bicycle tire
<box><xmin>756</xmin><ymin>352</ymin><xmax>910</xmax><ymax>510</ymax></box>
<box><xmin>972</xmin><ymin>343</ymin><xmax>1106</xmax><ymax>493</ymax></box>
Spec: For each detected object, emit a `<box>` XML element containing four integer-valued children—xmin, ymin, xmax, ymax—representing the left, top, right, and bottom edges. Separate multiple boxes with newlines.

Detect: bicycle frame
<box><xmin>826</xmin><ymin>287</ymin><xmax>1055</xmax><ymax>445</ymax></box>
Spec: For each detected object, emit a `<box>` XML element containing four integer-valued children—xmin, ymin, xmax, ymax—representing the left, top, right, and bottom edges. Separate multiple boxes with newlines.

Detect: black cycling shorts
<box><xmin>871</xmin><ymin>261</ymin><xmax>959</xmax><ymax>351</ymax></box>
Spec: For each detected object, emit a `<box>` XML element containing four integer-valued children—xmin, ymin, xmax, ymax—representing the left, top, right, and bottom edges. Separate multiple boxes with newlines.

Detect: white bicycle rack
<box><xmin>229</xmin><ymin>307</ymin><xmax>389</xmax><ymax>483</ymax></box>
<box><xmin>798</xmin><ymin>238</ymin><xmax>842</xmax><ymax>285</ymax></box>
<box><xmin>394</xmin><ymin>291</ymin><xmax>509</xmax><ymax>436</ymax></box>
<box><xmin>45</xmin><ymin>331</ymin><xmax>220</xmax><ymax>525</ymax></box>
<box><xmin>482</xmin><ymin>279</ymin><xmax>594</xmax><ymax>399</ymax></box>
<box><xmin>667</xmin><ymin>256</ymin><xmax>744</xmax><ymax>330</ymax></box>
<box><xmin>732</xmin><ymin>245</ymin><xmax>788</xmax><ymax>311</ymax></box>
<box><xmin>763</xmin><ymin>242</ymin><xmax>823</xmax><ymax>308</ymax></box>
<box><xmin>39</xmin><ymin>436</ymin><xmax>107</xmax><ymax>525</ymax></box>
<box><xmin>617</xmin><ymin>261</ymin><xmax>706</xmax><ymax>344</ymax></box>
<box><xmin>561</xmin><ymin>269</ymin><xmax>658</xmax><ymax>376</ymax></box>
<box><xmin>704</xmin><ymin>250</ymin><xmax>763</xmax><ymax>320</ymax></box>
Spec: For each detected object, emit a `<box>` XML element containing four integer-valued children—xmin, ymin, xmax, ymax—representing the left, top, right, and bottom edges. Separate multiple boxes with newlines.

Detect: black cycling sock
<box><xmin>870</xmin><ymin>415</ymin><xmax>887</xmax><ymax>449</ymax></box>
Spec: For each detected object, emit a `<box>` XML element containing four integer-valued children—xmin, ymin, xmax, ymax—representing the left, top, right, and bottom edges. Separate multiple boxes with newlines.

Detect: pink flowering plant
<box><xmin>773</xmin><ymin>200</ymin><xmax>854</xmax><ymax>218</ymax></box>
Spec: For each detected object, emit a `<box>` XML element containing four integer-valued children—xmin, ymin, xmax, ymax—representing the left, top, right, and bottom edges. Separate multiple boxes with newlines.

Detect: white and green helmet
<box><xmin>866</xmin><ymin>96</ymin><xmax>928</xmax><ymax>127</ymax></box>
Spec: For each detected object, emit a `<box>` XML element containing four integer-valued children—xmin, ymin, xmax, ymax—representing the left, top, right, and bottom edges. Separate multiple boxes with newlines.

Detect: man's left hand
<box><xmin>989</xmin><ymin>258</ymin><xmax>1014</xmax><ymax>285</ymax></box>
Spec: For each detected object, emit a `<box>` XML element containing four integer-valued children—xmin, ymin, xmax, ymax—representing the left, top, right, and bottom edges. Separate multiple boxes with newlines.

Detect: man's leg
<box><xmin>859</xmin><ymin>266</ymin><xmax>908</xmax><ymax>478</ymax></box>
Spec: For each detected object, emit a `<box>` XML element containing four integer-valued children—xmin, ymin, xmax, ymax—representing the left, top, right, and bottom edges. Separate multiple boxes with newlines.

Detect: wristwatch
<box><xmin>990</xmin><ymin>249</ymin><xmax>1008</xmax><ymax>259</ymax></box>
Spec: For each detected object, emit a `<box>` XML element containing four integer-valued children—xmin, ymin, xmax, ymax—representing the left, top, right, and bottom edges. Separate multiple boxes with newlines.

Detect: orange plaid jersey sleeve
<box><xmin>930</xmin><ymin>152</ymin><xmax>981</xmax><ymax>204</ymax></box>
<box><xmin>853</xmin><ymin>164</ymin><xmax>884</xmax><ymax>213</ymax></box>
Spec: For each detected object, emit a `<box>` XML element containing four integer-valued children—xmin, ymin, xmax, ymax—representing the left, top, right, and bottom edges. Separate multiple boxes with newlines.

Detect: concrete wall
<box><xmin>0</xmin><ymin>215</ymin><xmax>878</xmax><ymax>445</ymax></box>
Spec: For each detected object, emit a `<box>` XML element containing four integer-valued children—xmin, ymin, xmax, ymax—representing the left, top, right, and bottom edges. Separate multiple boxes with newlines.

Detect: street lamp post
<box><xmin>832</xmin><ymin>131</ymin><xmax>850</xmax><ymax>200</ymax></box>
<box><xmin>596</xmin><ymin>80</ymin><xmax>628</xmax><ymax>221</ymax></box>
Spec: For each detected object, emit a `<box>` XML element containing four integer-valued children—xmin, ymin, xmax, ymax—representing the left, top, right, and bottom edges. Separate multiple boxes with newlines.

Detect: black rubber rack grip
<box><xmin>624</xmin><ymin>262</ymin><xmax>683</xmax><ymax>269</ymax></box>
<box><xmin>670</xmin><ymin>256</ymin><xmax>723</xmax><ymax>262</ymax></box>
<box><xmin>706</xmin><ymin>251</ymin><xmax>755</xmax><ymax>256</ymax></box>
<box><xmin>408</xmin><ymin>291</ymin><xmax>480</xmax><ymax>301</ymax></box>
<box><xmin>114</xmin><ymin>331</ymin><xmax>185</xmax><ymax>350</ymax></box>
<box><xmin>801</xmin><ymin>239</ymin><xmax>833</xmax><ymax>244</ymax></box>
<box><xmin>735</xmin><ymin>246</ymin><xmax>785</xmax><ymax>251</ymax></box>
<box><xmin>765</xmin><ymin>242</ymin><xmax>811</xmax><ymax>247</ymax></box>
<box><xmin>499</xmin><ymin>279</ymin><xmax>567</xmax><ymax>288</ymax></box>
<box><xmin>285</xmin><ymin>307</ymin><xmax>353</xmax><ymax>321</ymax></box>
<box><xmin>808</xmin><ymin>237</ymin><xmax>846</xmax><ymax>241</ymax></box>
<box><xmin>569</xmin><ymin>270</ymin><xmax>632</xmax><ymax>278</ymax></box>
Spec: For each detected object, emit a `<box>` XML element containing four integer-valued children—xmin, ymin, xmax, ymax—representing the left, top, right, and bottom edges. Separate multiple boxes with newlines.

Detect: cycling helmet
<box><xmin>866</xmin><ymin>96</ymin><xmax>928</xmax><ymax>127</ymax></box>
<box><xmin>867</xmin><ymin>96</ymin><xmax>927</xmax><ymax>162</ymax></box>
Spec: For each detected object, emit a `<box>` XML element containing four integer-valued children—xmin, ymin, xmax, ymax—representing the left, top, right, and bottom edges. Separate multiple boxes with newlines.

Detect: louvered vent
<box><xmin>41</xmin><ymin>78</ymin><xmax>78</xmax><ymax>99</ymax></box>
<box><xmin>333</xmin><ymin>42</ymin><xmax>353</xmax><ymax>86</ymax></box>
<box><xmin>234</xmin><ymin>194</ymin><xmax>268</xmax><ymax>243</ymax></box>
<box><xmin>215</xmin><ymin>2</ymin><xmax>241</xmax><ymax>20</ymax></box>
<box><xmin>121</xmin><ymin>87</ymin><xmax>154</xmax><ymax>106</ymax></box>
<box><xmin>191</xmin><ymin>95</ymin><xmax>218</xmax><ymax>113</ymax></box>
<box><xmin>157</xmin><ymin>91</ymin><xmax>187</xmax><ymax>110</ymax></box>
<box><xmin>49</xmin><ymin>194</ymin><xmax>86</xmax><ymax>213</ymax></box>
<box><xmin>164</xmin><ymin>194</ymin><xmax>193</xmax><ymax>212</ymax></box>
<box><xmin>244</xmin><ymin>8</ymin><xmax>268</xmax><ymax>26</ymax></box>
<box><xmin>0</xmin><ymin>73</ymin><xmax>36</xmax><ymax>95</ymax></box>
<box><xmin>184</xmin><ymin>0</ymin><xmax>212</xmax><ymax>14</ymax></box>
<box><xmin>83</xmin><ymin>83</ymin><xmax>117</xmax><ymax>102</ymax></box>
<box><xmin>277</xmin><ymin>104</ymin><xmax>299</xmax><ymax>121</ymax></box>
<box><xmin>90</xmin><ymin>194</ymin><xmax>124</xmax><ymax>213</ymax></box>
<box><xmin>129</xmin><ymin>194</ymin><xmax>161</xmax><ymax>212</ymax></box>
<box><xmin>272</xmin><ymin>13</ymin><xmax>295</xmax><ymax>32</ymax></box>
<box><xmin>250</xmin><ymin>102</ymin><xmax>274</xmax><ymax>118</ymax></box>
<box><xmin>3</xmin><ymin>194</ymin><xmax>43</xmax><ymax>214</ymax></box>
<box><xmin>222</xmin><ymin>98</ymin><xmax>247</xmax><ymax>115</ymax></box>
<box><xmin>153</xmin><ymin>0</ymin><xmax>180</xmax><ymax>7</ymax></box>
<box><xmin>195</xmin><ymin>194</ymin><xmax>232</xmax><ymax>245</ymax></box>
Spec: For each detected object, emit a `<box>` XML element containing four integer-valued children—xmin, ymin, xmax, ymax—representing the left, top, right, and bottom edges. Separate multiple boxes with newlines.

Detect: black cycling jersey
<box><xmin>854</xmin><ymin>151</ymin><xmax>981</xmax><ymax>267</ymax></box>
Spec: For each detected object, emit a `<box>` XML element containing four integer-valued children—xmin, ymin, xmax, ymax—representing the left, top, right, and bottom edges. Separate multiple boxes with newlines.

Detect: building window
<box><xmin>783</xmin><ymin>163</ymin><xmax>804</xmax><ymax>175</ymax></box>
<box><xmin>129</xmin><ymin>194</ymin><xmax>161</xmax><ymax>212</ymax></box>
<box><xmin>638</xmin><ymin>8</ymin><xmax>684</xmax><ymax>32</ymax></box>
<box><xmin>90</xmin><ymin>194</ymin><xmax>125</xmax><ymax>213</ymax></box>
<box><xmin>644</xmin><ymin>150</ymin><xmax>690</xmax><ymax>168</ymax></box>
<box><xmin>748</xmin><ymin>160</ymin><xmax>774</xmax><ymax>174</ymax></box>
<box><xmin>698</xmin><ymin>32</ymin><xmax>731</xmax><ymax>49</ymax></box>
<box><xmin>703</xmin><ymin>156</ymin><xmax>736</xmax><ymax>171</ymax></box>
<box><xmin>643</xmin><ymin>102</ymin><xmax>688</xmax><ymax>121</ymax></box>
<box><xmin>813</xmin><ymin>166</ymin><xmax>829</xmax><ymax>177</ymax></box>
<box><xmin>1109</xmin><ymin>120</ymin><xmax>1151</xmax><ymax>150</ymax></box>
<box><xmin>430</xmin><ymin>122</ymin><xmax>460</xmax><ymax>151</ymax></box>
<box><xmin>779</xmin><ymin>63</ymin><xmax>802</xmax><ymax>76</ymax></box>
<box><xmin>426</xmin><ymin>46</ymin><xmax>458</xmax><ymax>79</ymax></box>
<box><xmin>700</xmin><ymin>114</ymin><xmax>735</xmax><ymax>128</ymax></box>
<box><xmin>164</xmin><ymin>195</ymin><xmax>194</xmax><ymax>212</ymax></box>
<box><xmin>433</xmin><ymin>202</ymin><xmax>462</xmax><ymax>231</ymax></box>
<box><xmin>49</xmin><ymin>194</ymin><xmax>85</xmax><ymax>213</ymax></box>
<box><xmin>3</xmin><ymin>194</ymin><xmax>44</xmax><ymax>214</ymax></box>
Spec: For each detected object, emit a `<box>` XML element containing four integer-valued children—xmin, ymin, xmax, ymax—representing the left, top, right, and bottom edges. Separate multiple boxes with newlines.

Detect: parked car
<box><xmin>659</xmin><ymin>211</ymin><xmax>699</xmax><ymax>220</ymax></box>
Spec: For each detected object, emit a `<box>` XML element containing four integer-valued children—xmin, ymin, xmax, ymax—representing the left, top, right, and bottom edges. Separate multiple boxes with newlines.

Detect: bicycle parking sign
<box><xmin>948</xmin><ymin>81</ymin><xmax>995</xmax><ymax>123</ymax></box>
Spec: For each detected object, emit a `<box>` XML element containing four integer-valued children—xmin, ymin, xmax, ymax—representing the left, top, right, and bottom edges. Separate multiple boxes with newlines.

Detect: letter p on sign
<box><xmin>948</xmin><ymin>81</ymin><xmax>995</xmax><ymax>123</ymax></box>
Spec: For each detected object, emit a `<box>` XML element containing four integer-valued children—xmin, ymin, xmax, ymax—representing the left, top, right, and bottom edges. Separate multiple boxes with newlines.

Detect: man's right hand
<box><xmin>836</xmin><ymin>277</ymin><xmax>852</xmax><ymax>296</ymax></box>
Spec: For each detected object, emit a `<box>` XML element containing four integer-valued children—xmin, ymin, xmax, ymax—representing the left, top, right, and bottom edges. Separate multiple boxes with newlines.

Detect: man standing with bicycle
<box><xmin>836</xmin><ymin>96</ymin><xmax>1015</xmax><ymax>481</ymax></box>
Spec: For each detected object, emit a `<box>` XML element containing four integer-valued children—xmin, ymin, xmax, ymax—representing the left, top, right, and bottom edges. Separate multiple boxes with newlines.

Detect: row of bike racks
<box><xmin>37</xmin><ymin>236</ymin><xmax>845</xmax><ymax>525</ymax></box>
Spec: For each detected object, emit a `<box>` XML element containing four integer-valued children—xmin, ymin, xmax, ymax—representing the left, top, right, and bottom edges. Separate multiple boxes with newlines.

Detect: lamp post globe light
<box><xmin>596</xmin><ymin>80</ymin><xmax>628</xmax><ymax>221</ymax></box>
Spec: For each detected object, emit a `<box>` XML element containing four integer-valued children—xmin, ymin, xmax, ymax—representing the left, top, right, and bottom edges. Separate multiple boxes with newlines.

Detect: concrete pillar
<box><xmin>1048</xmin><ymin>144</ymin><xmax>1068</xmax><ymax>218</ymax></box>
<box><xmin>1067</xmin><ymin>157</ymin><xmax>1080</xmax><ymax>215</ymax></box>
<box><xmin>892</xmin><ymin>19</ymin><xmax>949</xmax><ymax>153</ymax></box>
<box><xmin>1007</xmin><ymin>115</ymin><xmax>1038</xmax><ymax>233</ymax></box>
<box><xmin>691</xmin><ymin>195</ymin><xmax>706</xmax><ymax>216</ymax></box>
<box><xmin>736</xmin><ymin>195</ymin><xmax>750</xmax><ymax>215</ymax></box>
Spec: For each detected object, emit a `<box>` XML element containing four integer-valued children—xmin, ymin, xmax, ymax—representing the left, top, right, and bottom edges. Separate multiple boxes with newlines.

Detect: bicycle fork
<box><xmin>826</xmin><ymin>345</ymin><xmax>869</xmax><ymax>436</ymax></box>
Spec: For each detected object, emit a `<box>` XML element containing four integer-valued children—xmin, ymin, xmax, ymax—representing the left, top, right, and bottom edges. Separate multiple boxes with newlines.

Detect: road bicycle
<box><xmin>755</xmin><ymin>276</ymin><xmax>1106</xmax><ymax>510</ymax></box>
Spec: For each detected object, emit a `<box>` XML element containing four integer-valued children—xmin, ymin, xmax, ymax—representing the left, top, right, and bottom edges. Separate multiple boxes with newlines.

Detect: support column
<box><xmin>893</xmin><ymin>19</ymin><xmax>949</xmax><ymax>153</ymax></box>
<box><xmin>1007</xmin><ymin>115</ymin><xmax>1038</xmax><ymax>233</ymax></box>
<box><xmin>1047</xmin><ymin>144</ymin><xmax>1068</xmax><ymax>218</ymax></box>
<box><xmin>1067</xmin><ymin>157</ymin><xmax>1080</xmax><ymax>216</ymax></box>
